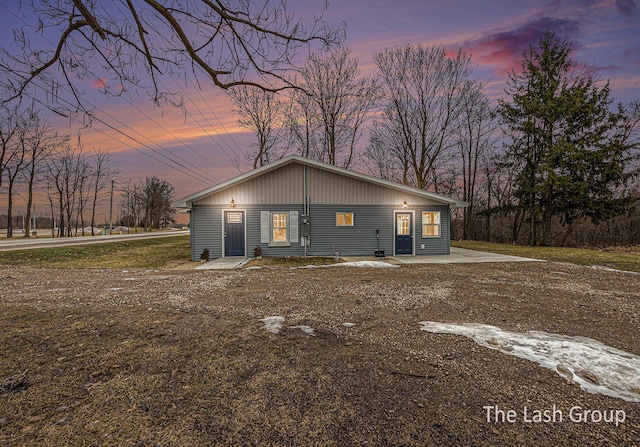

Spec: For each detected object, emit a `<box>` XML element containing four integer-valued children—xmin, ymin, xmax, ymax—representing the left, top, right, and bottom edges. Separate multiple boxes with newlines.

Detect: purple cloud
<box><xmin>615</xmin><ymin>0</ymin><xmax>638</xmax><ymax>15</ymax></box>
<box><xmin>461</xmin><ymin>16</ymin><xmax>582</xmax><ymax>75</ymax></box>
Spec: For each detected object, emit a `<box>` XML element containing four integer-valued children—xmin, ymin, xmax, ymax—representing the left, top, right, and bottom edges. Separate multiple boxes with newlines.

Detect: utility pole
<box><xmin>108</xmin><ymin>180</ymin><xmax>114</xmax><ymax>235</ymax></box>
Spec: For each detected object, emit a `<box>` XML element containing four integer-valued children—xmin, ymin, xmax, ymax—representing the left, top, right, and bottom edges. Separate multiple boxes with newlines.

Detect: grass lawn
<box><xmin>1</xmin><ymin>235</ymin><xmax>638</xmax><ymax>272</ymax></box>
<box><xmin>0</xmin><ymin>235</ymin><xmax>191</xmax><ymax>269</ymax></box>
<box><xmin>452</xmin><ymin>240</ymin><xmax>640</xmax><ymax>273</ymax></box>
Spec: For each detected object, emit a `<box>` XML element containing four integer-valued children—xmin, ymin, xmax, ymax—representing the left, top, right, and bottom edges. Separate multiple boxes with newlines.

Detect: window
<box><xmin>261</xmin><ymin>211</ymin><xmax>298</xmax><ymax>246</ymax></box>
<box><xmin>422</xmin><ymin>211</ymin><xmax>441</xmax><ymax>237</ymax></box>
<box><xmin>272</xmin><ymin>213</ymin><xmax>288</xmax><ymax>242</ymax></box>
<box><xmin>397</xmin><ymin>214</ymin><xmax>410</xmax><ymax>235</ymax></box>
<box><xmin>336</xmin><ymin>212</ymin><xmax>354</xmax><ymax>227</ymax></box>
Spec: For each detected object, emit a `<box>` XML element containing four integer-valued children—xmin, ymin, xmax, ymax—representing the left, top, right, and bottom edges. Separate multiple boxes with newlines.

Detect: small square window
<box><xmin>422</xmin><ymin>211</ymin><xmax>441</xmax><ymax>237</ymax></box>
<box><xmin>336</xmin><ymin>212</ymin><xmax>354</xmax><ymax>226</ymax></box>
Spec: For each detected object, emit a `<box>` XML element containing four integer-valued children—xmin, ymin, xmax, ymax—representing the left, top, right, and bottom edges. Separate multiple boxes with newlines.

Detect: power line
<box><xmin>3</xmin><ymin>80</ymin><xmax>214</xmax><ymax>185</ymax></box>
<box><xmin>0</xmin><ymin>2</ymin><xmax>224</xmax><ymax>184</ymax></box>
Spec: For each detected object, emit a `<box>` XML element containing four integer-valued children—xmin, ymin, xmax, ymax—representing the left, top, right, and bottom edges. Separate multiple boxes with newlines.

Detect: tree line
<box><xmin>227</xmin><ymin>33</ymin><xmax>640</xmax><ymax>247</ymax></box>
<box><xmin>2</xmin><ymin>2</ymin><xmax>638</xmax><ymax>246</ymax></box>
<box><xmin>0</xmin><ymin>106</ymin><xmax>176</xmax><ymax>237</ymax></box>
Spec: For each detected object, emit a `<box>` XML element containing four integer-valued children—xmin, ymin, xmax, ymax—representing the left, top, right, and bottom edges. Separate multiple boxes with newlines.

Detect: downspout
<box><xmin>303</xmin><ymin>164</ymin><xmax>307</xmax><ymax>257</ymax></box>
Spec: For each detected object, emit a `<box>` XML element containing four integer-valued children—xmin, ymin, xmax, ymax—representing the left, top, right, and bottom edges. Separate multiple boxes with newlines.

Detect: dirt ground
<box><xmin>0</xmin><ymin>261</ymin><xmax>638</xmax><ymax>446</ymax></box>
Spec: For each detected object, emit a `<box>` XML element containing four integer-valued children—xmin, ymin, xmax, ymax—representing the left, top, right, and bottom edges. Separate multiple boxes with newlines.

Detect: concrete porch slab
<box><xmin>196</xmin><ymin>257</ymin><xmax>248</xmax><ymax>270</ymax></box>
<box><xmin>390</xmin><ymin>247</ymin><xmax>543</xmax><ymax>264</ymax></box>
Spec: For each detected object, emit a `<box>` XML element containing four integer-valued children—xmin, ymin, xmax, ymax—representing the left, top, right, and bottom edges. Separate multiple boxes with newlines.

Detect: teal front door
<box><xmin>224</xmin><ymin>211</ymin><xmax>245</xmax><ymax>257</ymax></box>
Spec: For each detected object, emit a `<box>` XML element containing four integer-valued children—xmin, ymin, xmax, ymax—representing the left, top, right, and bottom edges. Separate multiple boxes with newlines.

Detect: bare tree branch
<box><xmin>1</xmin><ymin>0</ymin><xmax>344</xmax><ymax>114</ymax></box>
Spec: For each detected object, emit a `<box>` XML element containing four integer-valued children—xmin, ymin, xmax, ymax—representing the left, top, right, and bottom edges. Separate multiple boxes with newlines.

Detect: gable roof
<box><xmin>174</xmin><ymin>155</ymin><xmax>467</xmax><ymax>209</ymax></box>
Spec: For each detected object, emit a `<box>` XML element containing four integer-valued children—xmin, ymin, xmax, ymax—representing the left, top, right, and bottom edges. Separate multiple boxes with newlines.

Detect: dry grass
<box><xmin>0</xmin><ymin>235</ymin><xmax>191</xmax><ymax>269</ymax></box>
<box><xmin>453</xmin><ymin>240</ymin><xmax>640</xmax><ymax>273</ymax></box>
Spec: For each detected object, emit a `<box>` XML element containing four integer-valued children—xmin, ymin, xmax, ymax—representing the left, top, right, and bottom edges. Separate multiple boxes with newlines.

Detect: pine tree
<box><xmin>498</xmin><ymin>32</ymin><xmax>634</xmax><ymax>245</ymax></box>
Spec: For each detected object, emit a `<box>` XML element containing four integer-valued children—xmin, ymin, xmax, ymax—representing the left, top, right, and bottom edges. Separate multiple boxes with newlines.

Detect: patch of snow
<box><xmin>337</xmin><ymin>261</ymin><xmax>399</xmax><ymax>268</ymax></box>
<box><xmin>290</xmin><ymin>325</ymin><xmax>315</xmax><ymax>336</ymax></box>
<box><xmin>109</xmin><ymin>287</ymin><xmax>123</xmax><ymax>291</ymax></box>
<box><xmin>419</xmin><ymin>322</ymin><xmax>640</xmax><ymax>402</ymax></box>
<box><xmin>259</xmin><ymin>316</ymin><xmax>285</xmax><ymax>334</ymax></box>
<box><xmin>342</xmin><ymin>322</ymin><xmax>356</xmax><ymax>328</ymax></box>
<box><xmin>298</xmin><ymin>261</ymin><xmax>398</xmax><ymax>269</ymax></box>
<box><xmin>590</xmin><ymin>265</ymin><xmax>640</xmax><ymax>275</ymax></box>
<box><xmin>245</xmin><ymin>266</ymin><xmax>263</xmax><ymax>270</ymax></box>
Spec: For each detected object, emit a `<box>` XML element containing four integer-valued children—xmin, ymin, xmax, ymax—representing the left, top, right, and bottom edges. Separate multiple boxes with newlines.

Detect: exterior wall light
<box><xmin>230</xmin><ymin>198</ymin><xmax>236</xmax><ymax>208</ymax></box>
<box><xmin>403</xmin><ymin>200</ymin><xmax>408</xmax><ymax>208</ymax></box>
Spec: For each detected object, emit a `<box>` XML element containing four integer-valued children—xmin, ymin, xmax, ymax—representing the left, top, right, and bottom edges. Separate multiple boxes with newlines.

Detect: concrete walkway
<box><xmin>196</xmin><ymin>257</ymin><xmax>249</xmax><ymax>270</ymax></box>
<box><xmin>198</xmin><ymin>248</ymin><xmax>542</xmax><ymax>269</ymax></box>
<box><xmin>391</xmin><ymin>247</ymin><xmax>543</xmax><ymax>264</ymax></box>
<box><xmin>344</xmin><ymin>247</ymin><xmax>543</xmax><ymax>265</ymax></box>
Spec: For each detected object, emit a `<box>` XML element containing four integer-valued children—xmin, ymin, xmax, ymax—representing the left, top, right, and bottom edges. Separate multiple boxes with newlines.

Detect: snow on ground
<box><xmin>290</xmin><ymin>325</ymin><xmax>316</xmax><ymax>336</ymax></box>
<box><xmin>258</xmin><ymin>318</ymin><xmax>315</xmax><ymax>336</ymax></box>
<box><xmin>298</xmin><ymin>261</ymin><xmax>399</xmax><ymax>269</ymax></box>
<box><xmin>419</xmin><ymin>322</ymin><xmax>640</xmax><ymax>402</ymax></box>
<box><xmin>259</xmin><ymin>316</ymin><xmax>285</xmax><ymax>334</ymax></box>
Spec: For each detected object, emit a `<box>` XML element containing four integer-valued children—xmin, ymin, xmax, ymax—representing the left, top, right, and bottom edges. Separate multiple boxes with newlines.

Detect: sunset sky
<box><xmin>1</xmin><ymin>0</ymin><xmax>639</xmax><ymax>223</ymax></box>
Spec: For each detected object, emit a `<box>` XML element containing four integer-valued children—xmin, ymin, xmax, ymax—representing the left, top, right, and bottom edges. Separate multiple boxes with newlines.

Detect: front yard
<box><xmin>1</xmin><ymin>257</ymin><xmax>638</xmax><ymax>446</ymax></box>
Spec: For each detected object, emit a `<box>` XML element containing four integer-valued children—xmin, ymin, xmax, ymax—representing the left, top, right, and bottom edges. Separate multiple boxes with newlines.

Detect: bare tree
<box><xmin>119</xmin><ymin>179</ymin><xmax>144</xmax><ymax>232</ymax></box>
<box><xmin>20</xmin><ymin>109</ymin><xmax>65</xmax><ymax>237</ymax></box>
<box><xmin>296</xmin><ymin>47</ymin><xmax>380</xmax><ymax>168</ymax></box>
<box><xmin>1</xmin><ymin>1</ymin><xmax>343</xmax><ymax>114</ymax></box>
<box><xmin>89</xmin><ymin>149</ymin><xmax>119</xmax><ymax>235</ymax></box>
<box><xmin>45</xmin><ymin>143</ymin><xmax>83</xmax><ymax>237</ymax></box>
<box><xmin>227</xmin><ymin>86</ymin><xmax>289</xmax><ymax>169</ymax></box>
<box><xmin>74</xmin><ymin>153</ymin><xmax>92</xmax><ymax>235</ymax></box>
<box><xmin>3</xmin><ymin>113</ymin><xmax>28</xmax><ymax>238</ymax></box>
<box><xmin>457</xmin><ymin>81</ymin><xmax>499</xmax><ymax>239</ymax></box>
<box><xmin>0</xmin><ymin>105</ymin><xmax>24</xmax><ymax>190</ymax></box>
<box><xmin>286</xmin><ymin>89</ymin><xmax>322</xmax><ymax>160</ymax></box>
<box><xmin>370</xmin><ymin>44</ymin><xmax>475</xmax><ymax>190</ymax></box>
<box><xmin>141</xmin><ymin>177</ymin><xmax>175</xmax><ymax>231</ymax></box>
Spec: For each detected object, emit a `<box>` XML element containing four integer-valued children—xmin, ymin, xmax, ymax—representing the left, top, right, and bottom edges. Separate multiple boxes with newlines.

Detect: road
<box><xmin>0</xmin><ymin>230</ymin><xmax>190</xmax><ymax>251</ymax></box>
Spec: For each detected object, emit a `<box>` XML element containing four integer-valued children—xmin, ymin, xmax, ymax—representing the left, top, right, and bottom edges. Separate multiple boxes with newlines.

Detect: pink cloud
<box><xmin>459</xmin><ymin>16</ymin><xmax>583</xmax><ymax>75</ymax></box>
<box><xmin>92</xmin><ymin>78</ymin><xmax>108</xmax><ymax>89</ymax></box>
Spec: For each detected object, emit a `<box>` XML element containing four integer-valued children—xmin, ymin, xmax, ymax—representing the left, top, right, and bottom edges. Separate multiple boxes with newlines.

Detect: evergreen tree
<box><xmin>498</xmin><ymin>32</ymin><xmax>634</xmax><ymax>245</ymax></box>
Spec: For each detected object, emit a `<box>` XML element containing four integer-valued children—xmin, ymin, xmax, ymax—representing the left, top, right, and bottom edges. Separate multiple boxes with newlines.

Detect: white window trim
<box><xmin>335</xmin><ymin>212</ymin><xmax>355</xmax><ymax>227</ymax></box>
<box><xmin>422</xmin><ymin>211</ymin><xmax>442</xmax><ymax>238</ymax></box>
<box><xmin>269</xmin><ymin>211</ymin><xmax>291</xmax><ymax>247</ymax></box>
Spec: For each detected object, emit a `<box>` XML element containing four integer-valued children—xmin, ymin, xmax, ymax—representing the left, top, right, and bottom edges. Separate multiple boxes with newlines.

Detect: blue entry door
<box><xmin>224</xmin><ymin>211</ymin><xmax>245</xmax><ymax>257</ymax></box>
<box><xmin>395</xmin><ymin>212</ymin><xmax>413</xmax><ymax>255</ymax></box>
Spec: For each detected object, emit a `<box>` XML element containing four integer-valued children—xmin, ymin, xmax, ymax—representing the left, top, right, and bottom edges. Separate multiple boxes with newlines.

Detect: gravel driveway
<box><xmin>0</xmin><ymin>261</ymin><xmax>638</xmax><ymax>446</ymax></box>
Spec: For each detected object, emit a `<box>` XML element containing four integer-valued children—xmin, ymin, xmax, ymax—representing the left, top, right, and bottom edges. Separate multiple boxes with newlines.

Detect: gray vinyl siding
<box><xmin>416</xmin><ymin>205</ymin><xmax>450</xmax><ymax>255</ymax></box>
<box><xmin>249</xmin><ymin>205</ymin><xmax>304</xmax><ymax>257</ymax></box>
<box><xmin>191</xmin><ymin>203</ymin><xmax>450</xmax><ymax>259</ymax></box>
<box><xmin>306</xmin><ymin>205</ymin><xmax>450</xmax><ymax>256</ymax></box>
<box><xmin>190</xmin><ymin>204</ymin><xmax>305</xmax><ymax>260</ymax></box>
<box><xmin>305</xmin><ymin>205</ymin><xmax>393</xmax><ymax>256</ymax></box>
<box><xmin>191</xmin><ymin>205</ymin><xmax>223</xmax><ymax>260</ymax></box>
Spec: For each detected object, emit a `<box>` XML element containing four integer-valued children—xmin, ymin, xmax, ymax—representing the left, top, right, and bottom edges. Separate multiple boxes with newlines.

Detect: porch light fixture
<box><xmin>230</xmin><ymin>198</ymin><xmax>236</xmax><ymax>208</ymax></box>
<box><xmin>403</xmin><ymin>200</ymin><xmax>408</xmax><ymax>208</ymax></box>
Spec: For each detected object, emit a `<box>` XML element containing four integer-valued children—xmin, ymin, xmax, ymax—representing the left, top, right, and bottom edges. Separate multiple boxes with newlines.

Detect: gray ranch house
<box><xmin>175</xmin><ymin>155</ymin><xmax>466</xmax><ymax>260</ymax></box>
